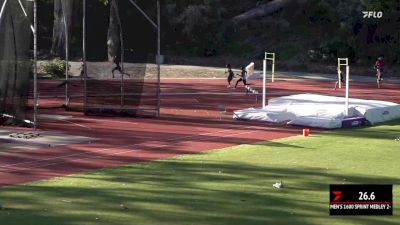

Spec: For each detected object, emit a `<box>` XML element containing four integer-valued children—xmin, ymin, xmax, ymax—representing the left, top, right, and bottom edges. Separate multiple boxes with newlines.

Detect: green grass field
<box><xmin>0</xmin><ymin>121</ymin><xmax>399</xmax><ymax>225</ymax></box>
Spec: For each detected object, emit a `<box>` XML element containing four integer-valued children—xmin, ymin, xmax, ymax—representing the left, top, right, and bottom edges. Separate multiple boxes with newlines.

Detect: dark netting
<box><xmin>35</xmin><ymin>0</ymin><xmax>84</xmax><ymax>112</ymax></box>
<box><xmin>84</xmin><ymin>0</ymin><xmax>159</xmax><ymax>117</ymax></box>
<box><xmin>0</xmin><ymin>0</ymin><xmax>33</xmax><ymax>126</ymax></box>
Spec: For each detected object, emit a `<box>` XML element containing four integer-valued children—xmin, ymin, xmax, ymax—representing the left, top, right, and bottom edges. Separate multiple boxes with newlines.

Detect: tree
<box><xmin>231</xmin><ymin>0</ymin><xmax>303</xmax><ymax>24</ymax></box>
<box><xmin>165</xmin><ymin>0</ymin><xmax>226</xmax><ymax>55</ymax></box>
<box><xmin>107</xmin><ymin>0</ymin><xmax>122</xmax><ymax>61</ymax></box>
<box><xmin>51</xmin><ymin>0</ymin><xmax>74</xmax><ymax>56</ymax></box>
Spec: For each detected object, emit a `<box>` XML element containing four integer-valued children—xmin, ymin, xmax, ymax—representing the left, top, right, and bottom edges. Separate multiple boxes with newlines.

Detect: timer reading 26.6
<box><xmin>330</xmin><ymin>184</ymin><xmax>392</xmax><ymax>215</ymax></box>
<box><xmin>359</xmin><ymin>192</ymin><xmax>375</xmax><ymax>201</ymax></box>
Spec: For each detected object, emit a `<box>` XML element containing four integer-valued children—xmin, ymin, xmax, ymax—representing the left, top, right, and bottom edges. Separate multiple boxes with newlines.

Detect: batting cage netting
<box><xmin>83</xmin><ymin>0</ymin><xmax>160</xmax><ymax>117</ymax></box>
<box><xmin>0</xmin><ymin>0</ymin><xmax>33</xmax><ymax>126</ymax></box>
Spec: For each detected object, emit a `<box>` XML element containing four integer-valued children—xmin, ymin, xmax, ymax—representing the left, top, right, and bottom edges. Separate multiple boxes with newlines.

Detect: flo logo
<box><xmin>362</xmin><ymin>11</ymin><xmax>383</xmax><ymax>18</ymax></box>
<box><xmin>332</xmin><ymin>191</ymin><xmax>342</xmax><ymax>201</ymax></box>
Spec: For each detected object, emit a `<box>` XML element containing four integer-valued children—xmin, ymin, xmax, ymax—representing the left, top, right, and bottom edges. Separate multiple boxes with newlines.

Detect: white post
<box><xmin>262</xmin><ymin>59</ymin><xmax>266</xmax><ymax>108</ymax></box>
<box><xmin>345</xmin><ymin>65</ymin><xmax>350</xmax><ymax>117</ymax></box>
<box><xmin>0</xmin><ymin>0</ymin><xmax>7</xmax><ymax>24</ymax></box>
<box><xmin>271</xmin><ymin>53</ymin><xmax>275</xmax><ymax>82</ymax></box>
<box><xmin>33</xmin><ymin>0</ymin><xmax>37</xmax><ymax>129</ymax></box>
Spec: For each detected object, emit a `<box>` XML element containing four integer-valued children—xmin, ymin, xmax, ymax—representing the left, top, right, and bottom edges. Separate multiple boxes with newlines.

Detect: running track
<box><xmin>0</xmin><ymin>78</ymin><xmax>399</xmax><ymax>186</ymax></box>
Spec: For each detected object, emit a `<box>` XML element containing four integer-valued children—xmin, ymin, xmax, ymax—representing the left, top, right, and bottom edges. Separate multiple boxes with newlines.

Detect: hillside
<box><xmin>34</xmin><ymin>0</ymin><xmax>400</xmax><ymax>76</ymax></box>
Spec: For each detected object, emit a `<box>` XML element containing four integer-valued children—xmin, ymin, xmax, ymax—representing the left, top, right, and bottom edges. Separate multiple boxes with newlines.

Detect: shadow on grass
<box><xmin>256</xmin><ymin>141</ymin><xmax>305</xmax><ymax>149</ymax></box>
<box><xmin>0</xmin><ymin>159</ymin><xmax>398</xmax><ymax>225</ymax></box>
<box><xmin>324</xmin><ymin>120</ymin><xmax>400</xmax><ymax>140</ymax></box>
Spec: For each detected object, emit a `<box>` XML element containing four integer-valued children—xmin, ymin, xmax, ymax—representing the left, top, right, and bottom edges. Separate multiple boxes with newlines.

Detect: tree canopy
<box><xmin>36</xmin><ymin>0</ymin><xmax>400</xmax><ymax>67</ymax></box>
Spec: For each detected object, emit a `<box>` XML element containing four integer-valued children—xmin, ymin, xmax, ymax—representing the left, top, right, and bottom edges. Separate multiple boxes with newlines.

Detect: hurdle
<box><xmin>245</xmin><ymin>85</ymin><xmax>259</xmax><ymax>104</ymax></box>
<box><xmin>337</xmin><ymin>58</ymin><xmax>348</xmax><ymax>89</ymax></box>
<box><xmin>337</xmin><ymin>58</ymin><xmax>350</xmax><ymax>116</ymax></box>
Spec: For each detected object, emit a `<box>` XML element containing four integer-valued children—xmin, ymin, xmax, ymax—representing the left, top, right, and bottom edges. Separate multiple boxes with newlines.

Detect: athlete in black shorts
<box><xmin>112</xmin><ymin>55</ymin><xmax>122</xmax><ymax>78</ymax></box>
<box><xmin>225</xmin><ymin>64</ymin><xmax>235</xmax><ymax>88</ymax></box>
<box><xmin>235</xmin><ymin>67</ymin><xmax>248</xmax><ymax>88</ymax></box>
<box><xmin>334</xmin><ymin>71</ymin><xmax>344</xmax><ymax>90</ymax></box>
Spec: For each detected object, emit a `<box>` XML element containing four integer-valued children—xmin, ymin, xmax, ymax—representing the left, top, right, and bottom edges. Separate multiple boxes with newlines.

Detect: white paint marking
<box><xmin>0</xmin><ymin>125</ymin><xmax>266</xmax><ymax>169</ymax></box>
<box><xmin>0</xmin><ymin>129</ymin><xmax>258</xmax><ymax>172</ymax></box>
<box><xmin>192</xmin><ymin>97</ymin><xmax>200</xmax><ymax>103</ymax></box>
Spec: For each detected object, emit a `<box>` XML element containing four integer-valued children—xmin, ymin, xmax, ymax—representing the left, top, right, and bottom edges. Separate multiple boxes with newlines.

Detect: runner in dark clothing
<box><xmin>235</xmin><ymin>67</ymin><xmax>248</xmax><ymax>88</ymax></box>
<box><xmin>334</xmin><ymin>71</ymin><xmax>344</xmax><ymax>90</ymax></box>
<box><xmin>112</xmin><ymin>55</ymin><xmax>122</xmax><ymax>78</ymax></box>
<box><xmin>225</xmin><ymin>64</ymin><xmax>235</xmax><ymax>88</ymax></box>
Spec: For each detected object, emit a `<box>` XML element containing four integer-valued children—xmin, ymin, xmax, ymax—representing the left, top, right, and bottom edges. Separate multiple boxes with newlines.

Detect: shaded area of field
<box><xmin>0</xmin><ymin>121</ymin><xmax>399</xmax><ymax>225</ymax></box>
<box><xmin>0</xmin><ymin>77</ymin><xmax>399</xmax><ymax>186</ymax></box>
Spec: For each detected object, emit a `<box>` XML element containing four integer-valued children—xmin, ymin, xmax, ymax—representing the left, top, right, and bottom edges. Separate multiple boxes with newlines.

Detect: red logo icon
<box><xmin>332</xmin><ymin>191</ymin><xmax>342</xmax><ymax>201</ymax></box>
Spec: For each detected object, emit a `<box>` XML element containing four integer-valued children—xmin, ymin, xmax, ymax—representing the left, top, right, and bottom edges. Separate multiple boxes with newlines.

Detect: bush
<box><xmin>40</xmin><ymin>58</ymin><xmax>70</xmax><ymax>77</ymax></box>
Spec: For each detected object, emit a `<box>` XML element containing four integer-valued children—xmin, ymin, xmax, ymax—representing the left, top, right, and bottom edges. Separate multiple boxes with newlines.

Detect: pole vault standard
<box><xmin>262</xmin><ymin>58</ymin><xmax>266</xmax><ymax>108</ymax></box>
<box><xmin>338</xmin><ymin>58</ymin><xmax>350</xmax><ymax>116</ymax></box>
<box><xmin>262</xmin><ymin>52</ymin><xmax>276</xmax><ymax>108</ymax></box>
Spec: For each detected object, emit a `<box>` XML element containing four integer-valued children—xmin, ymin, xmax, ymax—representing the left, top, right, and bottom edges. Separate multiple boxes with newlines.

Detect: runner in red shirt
<box><xmin>375</xmin><ymin>56</ymin><xmax>384</xmax><ymax>88</ymax></box>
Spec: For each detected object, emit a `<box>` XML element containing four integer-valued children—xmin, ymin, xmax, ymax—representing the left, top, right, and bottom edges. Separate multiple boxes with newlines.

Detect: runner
<box><xmin>225</xmin><ymin>64</ymin><xmax>235</xmax><ymax>88</ymax></box>
<box><xmin>333</xmin><ymin>70</ymin><xmax>344</xmax><ymax>90</ymax></box>
<box><xmin>112</xmin><ymin>55</ymin><xmax>122</xmax><ymax>78</ymax></box>
<box><xmin>375</xmin><ymin>55</ymin><xmax>385</xmax><ymax>88</ymax></box>
<box><xmin>234</xmin><ymin>67</ymin><xmax>248</xmax><ymax>88</ymax></box>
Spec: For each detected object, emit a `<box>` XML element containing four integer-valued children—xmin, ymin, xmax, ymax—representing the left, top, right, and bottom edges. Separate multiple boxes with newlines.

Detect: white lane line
<box><xmin>58</xmin><ymin>118</ymin><xmax>90</xmax><ymax>129</ymax></box>
<box><xmin>0</xmin><ymin>129</ymin><xmax>257</xmax><ymax>173</ymax></box>
<box><xmin>0</xmin><ymin>125</ymin><xmax>262</xmax><ymax>169</ymax></box>
<box><xmin>79</xmin><ymin>117</ymin><xmax>139</xmax><ymax>125</ymax></box>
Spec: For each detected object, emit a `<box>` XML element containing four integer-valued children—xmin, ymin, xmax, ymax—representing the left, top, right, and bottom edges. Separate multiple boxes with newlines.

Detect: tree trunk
<box><xmin>107</xmin><ymin>0</ymin><xmax>122</xmax><ymax>61</ymax></box>
<box><xmin>51</xmin><ymin>0</ymin><xmax>73</xmax><ymax>56</ymax></box>
<box><xmin>231</xmin><ymin>0</ymin><xmax>297</xmax><ymax>24</ymax></box>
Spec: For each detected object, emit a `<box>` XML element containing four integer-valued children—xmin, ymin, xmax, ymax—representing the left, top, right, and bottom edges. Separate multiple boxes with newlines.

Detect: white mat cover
<box><xmin>233</xmin><ymin>94</ymin><xmax>400</xmax><ymax>128</ymax></box>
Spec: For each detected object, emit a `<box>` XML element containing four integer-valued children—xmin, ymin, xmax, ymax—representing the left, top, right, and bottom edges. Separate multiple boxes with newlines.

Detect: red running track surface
<box><xmin>1</xmin><ymin>78</ymin><xmax>399</xmax><ymax>186</ymax></box>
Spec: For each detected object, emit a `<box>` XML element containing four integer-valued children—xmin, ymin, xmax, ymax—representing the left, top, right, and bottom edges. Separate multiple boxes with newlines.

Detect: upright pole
<box><xmin>337</xmin><ymin>58</ymin><xmax>348</xmax><ymax>89</ymax></box>
<box><xmin>337</xmin><ymin>59</ymin><xmax>342</xmax><ymax>89</ymax></box>
<box><xmin>271</xmin><ymin>53</ymin><xmax>275</xmax><ymax>82</ymax></box>
<box><xmin>33</xmin><ymin>0</ymin><xmax>37</xmax><ymax>129</ymax></box>
<box><xmin>61</xmin><ymin>1</ymin><xmax>69</xmax><ymax>107</ymax></box>
<box><xmin>83</xmin><ymin>0</ymin><xmax>87</xmax><ymax>112</ymax></box>
<box><xmin>262</xmin><ymin>59</ymin><xmax>266</xmax><ymax>108</ymax></box>
<box><xmin>120</xmin><ymin>46</ymin><xmax>124</xmax><ymax>109</ymax></box>
<box><xmin>114</xmin><ymin>0</ymin><xmax>124</xmax><ymax>109</ymax></box>
<box><xmin>0</xmin><ymin>0</ymin><xmax>8</xmax><ymax>25</ymax></box>
<box><xmin>156</xmin><ymin>0</ymin><xmax>161</xmax><ymax>117</ymax></box>
<box><xmin>345</xmin><ymin>65</ymin><xmax>350</xmax><ymax>117</ymax></box>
